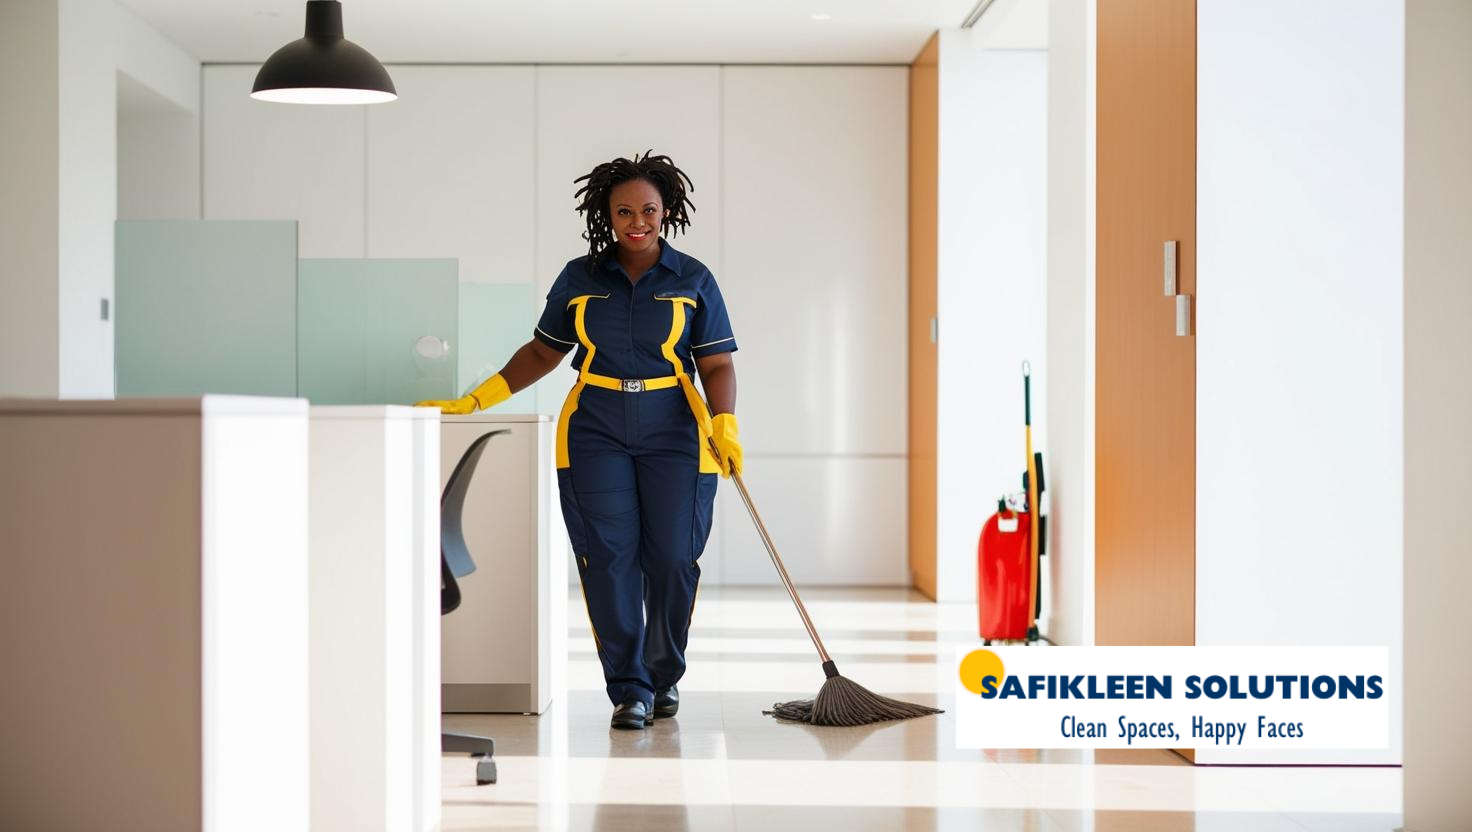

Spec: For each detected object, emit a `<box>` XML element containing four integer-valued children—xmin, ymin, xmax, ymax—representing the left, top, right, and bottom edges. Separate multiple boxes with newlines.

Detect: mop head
<box><xmin>764</xmin><ymin>663</ymin><xmax>944</xmax><ymax>727</ymax></box>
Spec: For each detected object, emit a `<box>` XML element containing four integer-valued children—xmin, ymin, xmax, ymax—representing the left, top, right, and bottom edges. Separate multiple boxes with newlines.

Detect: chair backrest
<box><xmin>441</xmin><ymin>428</ymin><xmax>509</xmax><ymax>616</ymax></box>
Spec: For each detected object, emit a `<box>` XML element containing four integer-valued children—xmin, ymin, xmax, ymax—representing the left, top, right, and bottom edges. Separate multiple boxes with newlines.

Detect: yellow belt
<box><xmin>579</xmin><ymin>372</ymin><xmax>680</xmax><ymax>393</ymax></box>
<box><xmin>576</xmin><ymin>370</ymin><xmax>713</xmax><ymax>443</ymax></box>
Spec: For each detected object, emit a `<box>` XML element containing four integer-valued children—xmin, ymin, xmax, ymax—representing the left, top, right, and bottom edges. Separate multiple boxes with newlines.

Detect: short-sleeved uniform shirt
<box><xmin>534</xmin><ymin>240</ymin><xmax>737</xmax><ymax>379</ymax></box>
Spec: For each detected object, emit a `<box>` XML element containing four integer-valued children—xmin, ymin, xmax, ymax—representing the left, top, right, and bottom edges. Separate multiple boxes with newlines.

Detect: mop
<box><xmin>707</xmin><ymin>437</ymin><xmax>944</xmax><ymax>727</ymax></box>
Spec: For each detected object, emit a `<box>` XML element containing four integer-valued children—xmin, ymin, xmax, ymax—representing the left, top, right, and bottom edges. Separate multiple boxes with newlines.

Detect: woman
<box><xmin>418</xmin><ymin>151</ymin><xmax>742</xmax><ymax>730</ymax></box>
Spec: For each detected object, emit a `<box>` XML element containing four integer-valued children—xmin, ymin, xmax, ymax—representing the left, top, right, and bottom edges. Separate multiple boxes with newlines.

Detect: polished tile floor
<box><xmin>442</xmin><ymin>587</ymin><xmax>1401</xmax><ymax>831</ymax></box>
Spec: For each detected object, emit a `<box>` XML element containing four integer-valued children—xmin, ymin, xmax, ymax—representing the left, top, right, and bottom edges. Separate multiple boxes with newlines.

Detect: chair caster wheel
<box><xmin>476</xmin><ymin>758</ymin><xmax>497</xmax><ymax>785</ymax></box>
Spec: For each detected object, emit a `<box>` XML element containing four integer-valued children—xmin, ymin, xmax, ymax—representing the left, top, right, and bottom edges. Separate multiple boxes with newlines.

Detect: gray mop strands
<box><xmin>764</xmin><ymin>660</ymin><xmax>944</xmax><ymax>727</ymax></box>
<box><xmin>708</xmin><ymin>433</ymin><xmax>944</xmax><ymax>729</ymax></box>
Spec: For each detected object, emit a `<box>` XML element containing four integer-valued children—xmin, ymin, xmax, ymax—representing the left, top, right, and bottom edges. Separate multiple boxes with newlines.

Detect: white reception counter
<box><xmin>0</xmin><ymin>396</ymin><xmax>311</xmax><ymax>832</ymax></box>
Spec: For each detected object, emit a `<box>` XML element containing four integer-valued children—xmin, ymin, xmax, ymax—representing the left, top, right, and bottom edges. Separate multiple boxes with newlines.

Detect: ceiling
<box><xmin>114</xmin><ymin>0</ymin><xmax>1042</xmax><ymax>66</ymax></box>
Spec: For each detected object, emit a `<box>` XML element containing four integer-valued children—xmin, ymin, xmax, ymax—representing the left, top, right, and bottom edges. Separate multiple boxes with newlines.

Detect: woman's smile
<box><xmin>609</xmin><ymin>178</ymin><xmax>666</xmax><ymax>255</ymax></box>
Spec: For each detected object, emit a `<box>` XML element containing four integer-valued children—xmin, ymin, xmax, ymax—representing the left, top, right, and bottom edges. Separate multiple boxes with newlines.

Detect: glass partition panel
<box><xmin>457</xmin><ymin>282</ymin><xmax>543</xmax><ymax>413</ymax></box>
<box><xmin>115</xmin><ymin>220</ymin><xmax>298</xmax><ymax>396</ymax></box>
<box><xmin>298</xmin><ymin>259</ymin><xmax>459</xmax><ymax>405</ymax></box>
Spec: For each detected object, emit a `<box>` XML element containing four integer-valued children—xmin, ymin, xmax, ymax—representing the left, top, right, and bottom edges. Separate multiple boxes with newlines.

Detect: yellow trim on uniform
<box><xmin>577</xmin><ymin>580</ymin><xmax>603</xmax><ymax>654</ymax></box>
<box><xmin>556</xmin><ymin>295</ymin><xmax>604</xmax><ymax>469</ymax></box>
<box><xmin>567</xmin><ymin>292</ymin><xmax>610</xmax><ymax>309</ymax></box>
<box><xmin>655</xmin><ymin>296</ymin><xmax>720</xmax><ymax>475</ymax></box>
<box><xmin>686</xmin><ymin>582</ymin><xmax>700</xmax><ymax>632</ymax></box>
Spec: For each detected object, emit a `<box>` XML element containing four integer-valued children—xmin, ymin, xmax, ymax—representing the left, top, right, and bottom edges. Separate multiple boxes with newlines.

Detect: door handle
<box><xmin>1164</xmin><ymin>240</ymin><xmax>1191</xmax><ymax>336</ymax></box>
<box><xmin>1164</xmin><ymin>240</ymin><xmax>1177</xmax><ymax>296</ymax></box>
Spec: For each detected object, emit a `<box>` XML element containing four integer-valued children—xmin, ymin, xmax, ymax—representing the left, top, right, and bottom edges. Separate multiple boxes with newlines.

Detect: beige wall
<box><xmin>1404</xmin><ymin>0</ymin><xmax>1472</xmax><ymax>828</ymax></box>
<box><xmin>0</xmin><ymin>0</ymin><xmax>60</xmax><ymax>397</ymax></box>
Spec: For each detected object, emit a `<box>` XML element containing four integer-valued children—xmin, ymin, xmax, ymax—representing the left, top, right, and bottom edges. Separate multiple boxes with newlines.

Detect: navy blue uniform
<box><xmin>535</xmin><ymin>240</ymin><xmax>737</xmax><ymax>706</ymax></box>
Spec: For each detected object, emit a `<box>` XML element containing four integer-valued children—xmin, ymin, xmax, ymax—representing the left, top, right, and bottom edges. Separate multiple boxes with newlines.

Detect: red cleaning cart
<box><xmin>977</xmin><ymin>362</ymin><xmax>1045</xmax><ymax>645</ymax></box>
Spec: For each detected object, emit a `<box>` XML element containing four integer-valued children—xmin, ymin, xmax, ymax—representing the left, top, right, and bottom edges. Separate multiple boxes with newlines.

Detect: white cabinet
<box><xmin>366</xmin><ymin>67</ymin><xmax>537</xmax><ymax>285</ymax></box>
<box><xmin>717</xmin><ymin>66</ymin><xmax>909</xmax><ymax>586</ymax></box>
<box><xmin>202</xmin><ymin>65</ymin><xmax>365</xmax><ymax>257</ymax></box>
<box><xmin>718</xmin><ymin>457</ymin><xmax>908</xmax><ymax>586</ymax></box>
<box><xmin>0</xmin><ymin>396</ymin><xmax>310</xmax><ymax>832</ymax></box>
<box><xmin>721</xmin><ymin>66</ymin><xmax>909</xmax><ymax>459</ymax></box>
<box><xmin>307</xmin><ymin>406</ymin><xmax>440</xmax><ymax>832</ymax></box>
<box><xmin>439</xmin><ymin>413</ymin><xmax>563</xmax><ymax>714</ymax></box>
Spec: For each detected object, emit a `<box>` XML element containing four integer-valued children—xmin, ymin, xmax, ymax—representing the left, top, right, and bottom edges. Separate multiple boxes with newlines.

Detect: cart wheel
<box><xmin>983</xmin><ymin>639</ymin><xmax>992</xmax><ymax>646</ymax></box>
<box><xmin>475</xmin><ymin>758</ymin><xmax>497</xmax><ymax>786</ymax></box>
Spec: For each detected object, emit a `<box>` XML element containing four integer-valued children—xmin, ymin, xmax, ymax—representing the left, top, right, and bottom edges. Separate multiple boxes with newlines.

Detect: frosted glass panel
<box><xmin>457</xmin><ymin>282</ymin><xmax>541</xmax><ymax>413</ymax></box>
<box><xmin>115</xmin><ymin>220</ymin><xmax>298</xmax><ymax>396</ymax></box>
<box><xmin>298</xmin><ymin>259</ymin><xmax>459</xmax><ymax>405</ymax></box>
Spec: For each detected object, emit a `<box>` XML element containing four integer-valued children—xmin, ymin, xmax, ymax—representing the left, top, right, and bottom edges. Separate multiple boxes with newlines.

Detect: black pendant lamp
<box><xmin>251</xmin><ymin>0</ymin><xmax>396</xmax><ymax>105</ymax></box>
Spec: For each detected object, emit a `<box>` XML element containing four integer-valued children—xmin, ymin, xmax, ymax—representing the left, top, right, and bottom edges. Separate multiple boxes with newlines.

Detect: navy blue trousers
<box><xmin>557</xmin><ymin>385</ymin><xmax>719</xmax><ymax>706</ymax></box>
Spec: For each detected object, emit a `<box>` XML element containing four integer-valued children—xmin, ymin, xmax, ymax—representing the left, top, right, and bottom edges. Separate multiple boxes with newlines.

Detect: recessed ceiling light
<box><xmin>811</xmin><ymin>13</ymin><xmax>832</xmax><ymax>21</ymax></box>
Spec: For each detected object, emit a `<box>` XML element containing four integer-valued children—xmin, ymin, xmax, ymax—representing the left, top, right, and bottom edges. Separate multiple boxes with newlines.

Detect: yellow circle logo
<box><xmin>959</xmin><ymin>649</ymin><xmax>1005</xmax><ymax>695</ymax></box>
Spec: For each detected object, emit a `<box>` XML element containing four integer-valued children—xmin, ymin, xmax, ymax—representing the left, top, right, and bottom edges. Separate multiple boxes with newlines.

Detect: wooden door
<box><xmin>909</xmin><ymin>34</ymin><xmax>940</xmax><ymax>599</ymax></box>
<box><xmin>1096</xmin><ymin>0</ymin><xmax>1196</xmax><ymax>647</ymax></box>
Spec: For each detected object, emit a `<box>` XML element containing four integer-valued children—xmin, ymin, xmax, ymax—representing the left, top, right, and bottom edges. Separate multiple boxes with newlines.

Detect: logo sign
<box><xmin>954</xmin><ymin>646</ymin><xmax>1390</xmax><ymax>750</ymax></box>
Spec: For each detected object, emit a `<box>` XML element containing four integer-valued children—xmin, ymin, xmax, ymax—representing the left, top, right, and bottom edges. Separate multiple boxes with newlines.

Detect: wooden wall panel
<box><xmin>909</xmin><ymin>34</ymin><xmax>939</xmax><ymax>599</ymax></box>
<box><xmin>1096</xmin><ymin>0</ymin><xmax>1196</xmax><ymax>646</ymax></box>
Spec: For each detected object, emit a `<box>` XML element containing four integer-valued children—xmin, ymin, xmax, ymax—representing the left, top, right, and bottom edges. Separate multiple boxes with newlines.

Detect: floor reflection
<box><xmin>439</xmin><ymin>586</ymin><xmax>1401</xmax><ymax>831</ymax></box>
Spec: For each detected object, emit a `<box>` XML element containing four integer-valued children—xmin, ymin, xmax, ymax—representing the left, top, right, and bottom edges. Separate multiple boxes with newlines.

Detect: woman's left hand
<box><xmin>710</xmin><ymin>412</ymin><xmax>743</xmax><ymax>478</ymax></box>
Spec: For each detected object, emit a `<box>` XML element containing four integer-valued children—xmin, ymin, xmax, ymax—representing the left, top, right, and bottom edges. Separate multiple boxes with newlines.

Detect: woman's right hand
<box><xmin>415</xmin><ymin>373</ymin><xmax>512</xmax><ymax>415</ymax></box>
<box><xmin>414</xmin><ymin>395</ymin><xmax>478</xmax><ymax>415</ymax></box>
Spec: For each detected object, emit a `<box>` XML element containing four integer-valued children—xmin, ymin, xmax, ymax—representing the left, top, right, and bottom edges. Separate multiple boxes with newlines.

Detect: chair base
<box><xmin>443</xmin><ymin>731</ymin><xmax>497</xmax><ymax>785</ymax></box>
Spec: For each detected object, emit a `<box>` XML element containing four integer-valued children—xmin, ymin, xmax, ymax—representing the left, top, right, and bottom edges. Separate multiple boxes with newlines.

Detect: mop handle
<box><xmin>711</xmin><ymin>438</ymin><xmax>833</xmax><ymax>664</ymax></box>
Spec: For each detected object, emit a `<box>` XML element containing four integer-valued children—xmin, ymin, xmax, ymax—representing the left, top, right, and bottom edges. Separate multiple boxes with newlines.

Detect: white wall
<box><xmin>0</xmin><ymin>0</ymin><xmax>60</xmax><ymax>398</ymax></box>
<box><xmin>118</xmin><ymin>72</ymin><xmax>201</xmax><ymax>220</ymax></box>
<box><xmin>114</xmin><ymin>4</ymin><xmax>202</xmax><ymax>223</ymax></box>
<box><xmin>117</xmin><ymin>111</ymin><xmax>200</xmax><ymax>220</ymax></box>
<box><xmin>1404</xmin><ymin>0</ymin><xmax>1472</xmax><ymax>826</ymax></box>
<box><xmin>0</xmin><ymin>0</ymin><xmax>198</xmax><ymax>399</ymax></box>
<box><xmin>202</xmin><ymin>64</ymin><xmax>910</xmax><ymax>587</ymax></box>
<box><xmin>934</xmin><ymin>30</ymin><xmax>1048</xmax><ymax>604</ymax></box>
<box><xmin>718</xmin><ymin>66</ymin><xmax>908</xmax><ymax>586</ymax></box>
<box><xmin>114</xmin><ymin>2</ymin><xmax>200</xmax><ymax>115</ymax></box>
<box><xmin>59</xmin><ymin>0</ymin><xmax>199</xmax><ymax>398</ymax></box>
<box><xmin>204</xmin><ymin>66</ymin><xmax>366</xmax><ymax>258</ymax></box>
<box><xmin>1196</xmin><ymin>0</ymin><xmax>1404</xmax><ymax>765</ymax></box>
<box><xmin>367</xmin><ymin>67</ymin><xmax>536</xmax><ymax>286</ymax></box>
<box><xmin>57</xmin><ymin>0</ymin><xmax>117</xmax><ymax>398</ymax></box>
<box><xmin>1044</xmin><ymin>0</ymin><xmax>1095</xmax><ymax>646</ymax></box>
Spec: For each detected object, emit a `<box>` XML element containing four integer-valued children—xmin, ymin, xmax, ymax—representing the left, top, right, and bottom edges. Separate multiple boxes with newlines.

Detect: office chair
<box><xmin>440</xmin><ymin>428</ymin><xmax>509</xmax><ymax>786</ymax></box>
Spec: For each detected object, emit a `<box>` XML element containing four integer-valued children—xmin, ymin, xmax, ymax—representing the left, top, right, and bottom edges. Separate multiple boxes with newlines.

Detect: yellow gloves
<box><xmin>710</xmin><ymin>412</ymin><xmax>743</xmax><ymax>478</ymax></box>
<box><xmin>415</xmin><ymin>373</ymin><xmax>511</xmax><ymax>415</ymax></box>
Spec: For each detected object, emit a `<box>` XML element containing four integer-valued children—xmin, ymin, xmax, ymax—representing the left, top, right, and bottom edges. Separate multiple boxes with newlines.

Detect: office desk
<box><xmin>439</xmin><ymin>413</ymin><xmax>564</xmax><ymax>715</ymax></box>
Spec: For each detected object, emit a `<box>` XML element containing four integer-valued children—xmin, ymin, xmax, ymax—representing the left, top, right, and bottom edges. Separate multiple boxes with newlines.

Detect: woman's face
<box><xmin>608</xmin><ymin>178</ymin><xmax>666</xmax><ymax>257</ymax></box>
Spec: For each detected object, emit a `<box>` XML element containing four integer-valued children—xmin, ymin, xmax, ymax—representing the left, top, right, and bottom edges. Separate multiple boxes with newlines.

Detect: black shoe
<box><xmin>653</xmin><ymin>685</ymin><xmax>679</xmax><ymax>719</ymax></box>
<box><xmin>611</xmin><ymin>699</ymin><xmax>653</xmax><ymax>730</ymax></box>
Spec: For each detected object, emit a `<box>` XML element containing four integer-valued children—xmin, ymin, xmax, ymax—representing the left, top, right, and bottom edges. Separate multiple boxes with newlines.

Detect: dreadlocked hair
<box><xmin>573</xmin><ymin>150</ymin><xmax>695</xmax><ymax>268</ymax></box>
